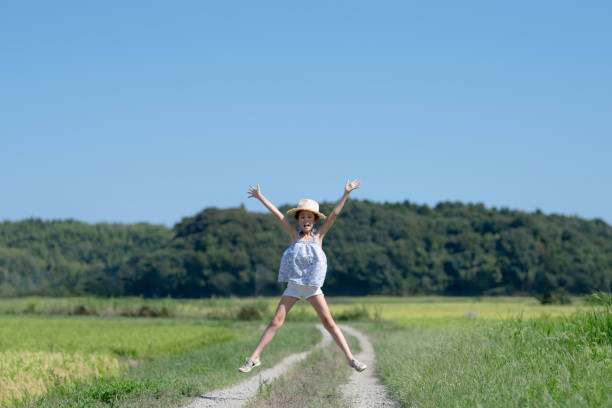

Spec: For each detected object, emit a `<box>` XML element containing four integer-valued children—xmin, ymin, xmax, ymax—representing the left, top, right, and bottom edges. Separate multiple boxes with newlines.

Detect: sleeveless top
<box><xmin>278</xmin><ymin>227</ymin><xmax>328</xmax><ymax>288</ymax></box>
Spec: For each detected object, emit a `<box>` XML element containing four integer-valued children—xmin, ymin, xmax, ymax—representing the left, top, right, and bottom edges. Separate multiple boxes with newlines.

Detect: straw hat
<box><xmin>287</xmin><ymin>199</ymin><xmax>327</xmax><ymax>219</ymax></box>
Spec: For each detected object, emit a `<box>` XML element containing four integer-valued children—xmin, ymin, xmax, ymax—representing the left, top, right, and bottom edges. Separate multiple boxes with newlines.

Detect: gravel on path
<box><xmin>183</xmin><ymin>325</ymin><xmax>331</xmax><ymax>408</ymax></box>
<box><xmin>339</xmin><ymin>325</ymin><xmax>399</xmax><ymax>408</ymax></box>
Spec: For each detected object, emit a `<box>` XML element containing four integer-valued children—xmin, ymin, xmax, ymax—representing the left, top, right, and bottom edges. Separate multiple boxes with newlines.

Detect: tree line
<box><xmin>1</xmin><ymin>200</ymin><xmax>611</xmax><ymax>297</ymax></box>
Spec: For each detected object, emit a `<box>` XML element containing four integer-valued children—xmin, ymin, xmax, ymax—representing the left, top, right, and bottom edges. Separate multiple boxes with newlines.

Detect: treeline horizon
<box><xmin>1</xmin><ymin>199</ymin><xmax>611</xmax><ymax>298</ymax></box>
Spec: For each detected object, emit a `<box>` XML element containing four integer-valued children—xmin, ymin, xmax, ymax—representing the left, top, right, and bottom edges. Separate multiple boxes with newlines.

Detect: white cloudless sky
<box><xmin>1</xmin><ymin>1</ymin><xmax>611</xmax><ymax>226</ymax></box>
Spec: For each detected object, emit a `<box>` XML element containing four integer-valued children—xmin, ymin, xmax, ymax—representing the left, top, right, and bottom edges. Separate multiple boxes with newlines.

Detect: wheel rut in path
<box><xmin>184</xmin><ymin>325</ymin><xmax>331</xmax><ymax>408</ymax></box>
<box><xmin>339</xmin><ymin>324</ymin><xmax>399</xmax><ymax>408</ymax></box>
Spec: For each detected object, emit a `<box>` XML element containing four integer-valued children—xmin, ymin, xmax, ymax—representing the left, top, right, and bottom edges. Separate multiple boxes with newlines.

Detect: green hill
<box><xmin>1</xmin><ymin>200</ymin><xmax>611</xmax><ymax>297</ymax></box>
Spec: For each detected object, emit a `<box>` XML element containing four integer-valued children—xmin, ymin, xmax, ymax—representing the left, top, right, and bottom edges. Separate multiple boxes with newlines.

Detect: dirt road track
<box><xmin>339</xmin><ymin>325</ymin><xmax>399</xmax><ymax>407</ymax></box>
<box><xmin>184</xmin><ymin>324</ymin><xmax>398</xmax><ymax>407</ymax></box>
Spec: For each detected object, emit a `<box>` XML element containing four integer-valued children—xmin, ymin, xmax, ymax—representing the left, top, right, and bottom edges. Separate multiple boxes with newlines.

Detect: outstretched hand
<box><xmin>345</xmin><ymin>179</ymin><xmax>361</xmax><ymax>194</ymax></box>
<box><xmin>248</xmin><ymin>184</ymin><xmax>263</xmax><ymax>200</ymax></box>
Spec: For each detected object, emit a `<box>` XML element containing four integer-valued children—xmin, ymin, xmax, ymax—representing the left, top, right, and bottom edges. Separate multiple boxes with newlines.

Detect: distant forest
<box><xmin>1</xmin><ymin>200</ymin><xmax>611</xmax><ymax>297</ymax></box>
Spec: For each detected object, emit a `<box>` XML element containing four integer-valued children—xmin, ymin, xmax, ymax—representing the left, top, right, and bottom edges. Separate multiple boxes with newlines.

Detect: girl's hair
<box><xmin>294</xmin><ymin>210</ymin><xmax>319</xmax><ymax>222</ymax></box>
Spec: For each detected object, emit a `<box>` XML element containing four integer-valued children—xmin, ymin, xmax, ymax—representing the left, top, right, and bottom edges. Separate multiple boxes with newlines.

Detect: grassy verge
<box><xmin>9</xmin><ymin>321</ymin><xmax>320</xmax><ymax>408</ymax></box>
<box><xmin>362</xmin><ymin>305</ymin><xmax>612</xmax><ymax>407</ymax></box>
<box><xmin>246</xmin><ymin>333</ymin><xmax>361</xmax><ymax>408</ymax></box>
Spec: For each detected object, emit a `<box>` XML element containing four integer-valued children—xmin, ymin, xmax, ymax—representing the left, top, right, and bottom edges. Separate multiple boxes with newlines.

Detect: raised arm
<box><xmin>317</xmin><ymin>179</ymin><xmax>361</xmax><ymax>239</ymax></box>
<box><xmin>248</xmin><ymin>184</ymin><xmax>297</xmax><ymax>241</ymax></box>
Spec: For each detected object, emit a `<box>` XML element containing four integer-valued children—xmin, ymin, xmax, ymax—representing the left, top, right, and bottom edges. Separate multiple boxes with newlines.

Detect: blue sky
<box><xmin>1</xmin><ymin>1</ymin><xmax>611</xmax><ymax>226</ymax></box>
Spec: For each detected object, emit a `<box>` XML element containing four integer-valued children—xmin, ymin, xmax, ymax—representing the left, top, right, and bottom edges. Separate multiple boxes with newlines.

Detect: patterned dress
<box><xmin>278</xmin><ymin>228</ymin><xmax>328</xmax><ymax>288</ymax></box>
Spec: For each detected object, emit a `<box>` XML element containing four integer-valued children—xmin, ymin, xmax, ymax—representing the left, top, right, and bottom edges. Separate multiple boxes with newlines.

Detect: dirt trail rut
<box><xmin>339</xmin><ymin>325</ymin><xmax>399</xmax><ymax>407</ymax></box>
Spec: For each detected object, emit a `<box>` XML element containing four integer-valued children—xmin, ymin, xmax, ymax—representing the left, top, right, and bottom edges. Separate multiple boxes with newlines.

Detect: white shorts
<box><xmin>282</xmin><ymin>282</ymin><xmax>323</xmax><ymax>300</ymax></box>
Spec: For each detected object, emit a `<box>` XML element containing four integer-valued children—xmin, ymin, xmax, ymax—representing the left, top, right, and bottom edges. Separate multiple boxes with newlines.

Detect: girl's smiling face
<box><xmin>297</xmin><ymin>210</ymin><xmax>317</xmax><ymax>232</ymax></box>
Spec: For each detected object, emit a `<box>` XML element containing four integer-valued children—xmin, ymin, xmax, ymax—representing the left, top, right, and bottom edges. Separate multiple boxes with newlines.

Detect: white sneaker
<box><xmin>238</xmin><ymin>357</ymin><xmax>261</xmax><ymax>373</ymax></box>
<box><xmin>349</xmin><ymin>358</ymin><xmax>367</xmax><ymax>372</ymax></box>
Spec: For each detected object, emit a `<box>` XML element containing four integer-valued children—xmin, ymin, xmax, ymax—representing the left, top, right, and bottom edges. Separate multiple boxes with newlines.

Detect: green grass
<box><xmin>362</xmin><ymin>304</ymin><xmax>612</xmax><ymax>408</ymax></box>
<box><xmin>0</xmin><ymin>315</ymin><xmax>234</xmax><ymax>357</ymax></box>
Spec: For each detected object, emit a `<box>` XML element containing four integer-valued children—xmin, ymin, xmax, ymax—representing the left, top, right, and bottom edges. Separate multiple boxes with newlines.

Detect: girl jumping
<box><xmin>238</xmin><ymin>179</ymin><xmax>367</xmax><ymax>373</ymax></box>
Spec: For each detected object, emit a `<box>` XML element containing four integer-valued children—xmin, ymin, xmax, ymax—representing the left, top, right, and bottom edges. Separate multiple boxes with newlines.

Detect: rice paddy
<box><xmin>1</xmin><ymin>350</ymin><xmax>120</xmax><ymax>406</ymax></box>
<box><xmin>0</xmin><ymin>315</ymin><xmax>234</xmax><ymax>406</ymax></box>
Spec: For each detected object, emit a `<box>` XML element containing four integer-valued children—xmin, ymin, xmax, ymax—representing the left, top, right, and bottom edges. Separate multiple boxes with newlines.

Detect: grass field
<box><xmin>0</xmin><ymin>295</ymin><xmax>608</xmax><ymax>407</ymax></box>
<box><xmin>361</xmin><ymin>296</ymin><xmax>612</xmax><ymax>407</ymax></box>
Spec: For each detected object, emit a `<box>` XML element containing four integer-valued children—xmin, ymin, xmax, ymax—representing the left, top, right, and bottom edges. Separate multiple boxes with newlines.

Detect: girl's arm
<box><xmin>248</xmin><ymin>184</ymin><xmax>297</xmax><ymax>241</ymax></box>
<box><xmin>317</xmin><ymin>179</ymin><xmax>361</xmax><ymax>239</ymax></box>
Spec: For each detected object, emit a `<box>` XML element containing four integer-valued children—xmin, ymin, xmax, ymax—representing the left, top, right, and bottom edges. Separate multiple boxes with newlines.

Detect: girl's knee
<box><xmin>269</xmin><ymin>315</ymin><xmax>285</xmax><ymax>329</ymax></box>
<box><xmin>321</xmin><ymin>316</ymin><xmax>336</xmax><ymax>331</ymax></box>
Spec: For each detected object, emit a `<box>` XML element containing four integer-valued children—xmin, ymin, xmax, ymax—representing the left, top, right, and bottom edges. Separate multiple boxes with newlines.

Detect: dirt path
<box><xmin>184</xmin><ymin>325</ymin><xmax>331</xmax><ymax>408</ymax></box>
<box><xmin>339</xmin><ymin>325</ymin><xmax>399</xmax><ymax>407</ymax></box>
<box><xmin>184</xmin><ymin>324</ymin><xmax>396</xmax><ymax>408</ymax></box>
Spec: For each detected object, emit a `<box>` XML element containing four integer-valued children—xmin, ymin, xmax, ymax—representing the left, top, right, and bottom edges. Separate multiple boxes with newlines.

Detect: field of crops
<box><xmin>0</xmin><ymin>316</ymin><xmax>236</xmax><ymax>405</ymax></box>
<box><xmin>0</xmin><ymin>295</ymin><xmax>607</xmax><ymax>407</ymax></box>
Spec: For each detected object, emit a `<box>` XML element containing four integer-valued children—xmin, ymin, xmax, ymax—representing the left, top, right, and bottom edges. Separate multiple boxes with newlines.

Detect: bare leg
<box><xmin>250</xmin><ymin>295</ymin><xmax>299</xmax><ymax>360</ymax></box>
<box><xmin>307</xmin><ymin>294</ymin><xmax>354</xmax><ymax>361</ymax></box>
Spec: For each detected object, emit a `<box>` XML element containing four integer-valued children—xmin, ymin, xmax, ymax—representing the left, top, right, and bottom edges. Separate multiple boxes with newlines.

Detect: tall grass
<box><xmin>368</xmin><ymin>303</ymin><xmax>612</xmax><ymax>407</ymax></box>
